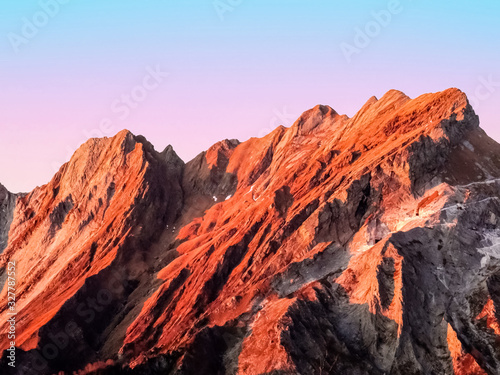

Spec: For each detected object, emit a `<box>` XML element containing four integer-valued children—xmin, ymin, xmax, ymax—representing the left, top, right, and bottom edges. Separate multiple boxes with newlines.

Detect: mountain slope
<box><xmin>0</xmin><ymin>184</ymin><xmax>16</xmax><ymax>254</ymax></box>
<box><xmin>2</xmin><ymin>89</ymin><xmax>500</xmax><ymax>374</ymax></box>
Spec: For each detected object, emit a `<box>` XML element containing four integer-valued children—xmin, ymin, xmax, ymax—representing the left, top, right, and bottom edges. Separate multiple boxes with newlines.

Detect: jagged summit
<box><xmin>62</xmin><ymin>88</ymin><xmax>474</xmax><ymax>188</ymax></box>
<box><xmin>2</xmin><ymin>88</ymin><xmax>500</xmax><ymax>374</ymax></box>
<box><xmin>291</xmin><ymin>104</ymin><xmax>340</xmax><ymax>136</ymax></box>
<box><xmin>380</xmin><ymin>88</ymin><xmax>411</xmax><ymax>102</ymax></box>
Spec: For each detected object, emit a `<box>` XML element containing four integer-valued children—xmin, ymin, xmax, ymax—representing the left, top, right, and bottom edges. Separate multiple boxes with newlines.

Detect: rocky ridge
<box><xmin>1</xmin><ymin>89</ymin><xmax>500</xmax><ymax>374</ymax></box>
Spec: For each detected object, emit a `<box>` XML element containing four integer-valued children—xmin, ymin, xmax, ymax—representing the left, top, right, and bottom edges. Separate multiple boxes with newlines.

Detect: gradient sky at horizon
<box><xmin>0</xmin><ymin>0</ymin><xmax>499</xmax><ymax>192</ymax></box>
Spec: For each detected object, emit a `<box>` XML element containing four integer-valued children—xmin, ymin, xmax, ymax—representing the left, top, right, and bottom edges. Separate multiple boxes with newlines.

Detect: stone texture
<box><xmin>0</xmin><ymin>184</ymin><xmax>16</xmax><ymax>254</ymax></box>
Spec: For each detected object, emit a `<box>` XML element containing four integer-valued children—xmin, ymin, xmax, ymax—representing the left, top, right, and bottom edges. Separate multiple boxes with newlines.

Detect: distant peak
<box><xmin>353</xmin><ymin>96</ymin><xmax>379</xmax><ymax>118</ymax></box>
<box><xmin>378</xmin><ymin>89</ymin><xmax>411</xmax><ymax>105</ymax></box>
<box><xmin>161</xmin><ymin>144</ymin><xmax>185</xmax><ymax>166</ymax></box>
<box><xmin>207</xmin><ymin>139</ymin><xmax>240</xmax><ymax>154</ymax></box>
<box><xmin>404</xmin><ymin>88</ymin><xmax>473</xmax><ymax>126</ymax></box>
<box><xmin>115</xmin><ymin>128</ymin><xmax>134</xmax><ymax>139</ymax></box>
<box><xmin>441</xmin><ymin>87</ymin><xmax>466</xmax><ymax>97</ymax></box>
<box><xmin>293</xmin><ymin>104</ymin><xmax>339</xmax><ymax>135</ymax></box>
<box><xmin>205</xmin><ymin>138</ymin><xmax>240</xmax><ymax>168</ymax></box>
<box><xmin>438</xmin><ymin>87</ymin><xmax>469</xmax><ymax>107</ymax></box>
<box><xmin>162</xmin><ymin>144</ymin><xmax>175</xmax><ymax>154</ymax></box>
<box><xmin>313</xmin><ymin>104</ymin><xmax>337</xmax><ymax>117</ymax></box>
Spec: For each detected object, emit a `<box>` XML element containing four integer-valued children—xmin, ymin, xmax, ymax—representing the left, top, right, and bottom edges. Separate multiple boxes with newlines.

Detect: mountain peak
<box><xmin>292</xmin><ymin>104</ymin><xmax>339</xmax><ymax>135</ymax></box>
<box><xmin>160</xmin><ymin>144</ymin><xmax>184</xmax><ymax>165</ymax></box>
<box><xmin>380</xmin><ymin>89</ymin><xmax>410</xmax><ymax>102</ymax></box>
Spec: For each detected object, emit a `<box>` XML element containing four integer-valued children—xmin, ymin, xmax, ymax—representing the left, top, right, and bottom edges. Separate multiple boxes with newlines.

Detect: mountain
<box><xmin>2</xmin><ymin>88</ymin><xmax>500</xmax><ymax>374</ymax></box>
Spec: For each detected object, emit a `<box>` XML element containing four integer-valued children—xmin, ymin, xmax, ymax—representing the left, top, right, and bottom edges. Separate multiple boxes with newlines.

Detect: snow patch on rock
<box><xmin>463</xmin><ymin>140</ymin><xmax>475</xmax><ymax>152</ymax></box>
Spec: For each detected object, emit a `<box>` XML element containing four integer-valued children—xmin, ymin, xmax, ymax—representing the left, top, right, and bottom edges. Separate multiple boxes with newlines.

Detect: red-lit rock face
<box><xmin>2</xmin><ymin>89</ymin><xmax>500</xmax><ymax>374</ymax></box>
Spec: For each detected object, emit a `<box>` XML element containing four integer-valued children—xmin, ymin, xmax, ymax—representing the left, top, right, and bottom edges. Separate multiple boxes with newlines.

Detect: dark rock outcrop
<box><xmin>0</xmin><ymin>184</ymin><xmax>16</xmax><ymax>253</ymax></box>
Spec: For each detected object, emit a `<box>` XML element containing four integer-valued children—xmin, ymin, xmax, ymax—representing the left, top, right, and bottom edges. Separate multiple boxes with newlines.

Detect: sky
<box><xmin>0</xmin><ymin>0</ymin><xmax>499</xmax><ymax>193</ymax></box>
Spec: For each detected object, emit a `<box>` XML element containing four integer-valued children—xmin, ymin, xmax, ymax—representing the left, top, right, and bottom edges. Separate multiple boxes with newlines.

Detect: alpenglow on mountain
<box><xmin>2</xmin><ymin>89</ymin><xmax>500</xmax><ymax>374</ymax></box>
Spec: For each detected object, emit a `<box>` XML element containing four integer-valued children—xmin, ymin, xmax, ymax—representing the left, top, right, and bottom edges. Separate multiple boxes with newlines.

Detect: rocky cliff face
<box><xmin>0</xmin><ymin>184</ymin><xmax>16</xmax><ymax>254</ymax></box>
<box><xmin>2</xmin><ymin>88</ymin><xmax>500</xmax><ymax>375</ymax></box>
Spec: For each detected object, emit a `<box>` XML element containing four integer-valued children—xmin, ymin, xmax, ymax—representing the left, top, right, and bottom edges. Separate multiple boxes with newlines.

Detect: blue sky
<box><xmin>0</xmin><ymin>0</ymin><xmax>499</xmax><ymax>192</ymax></box>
